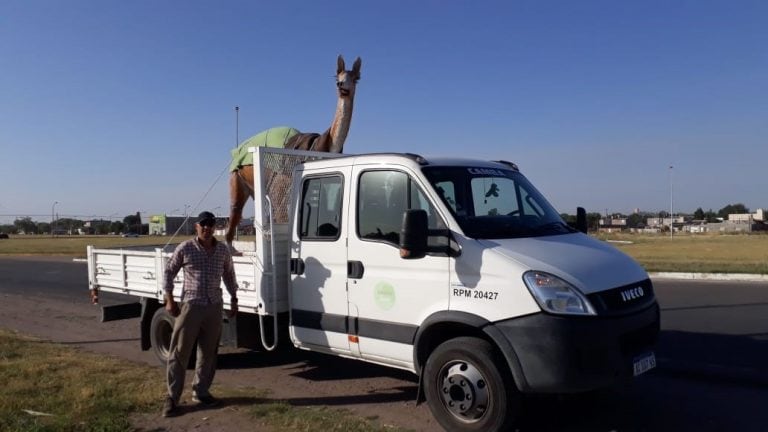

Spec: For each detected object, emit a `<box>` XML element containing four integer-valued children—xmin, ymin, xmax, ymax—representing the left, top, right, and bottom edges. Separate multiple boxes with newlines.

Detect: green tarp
<box><xmin>230</xmin><ymin>126</ymin><xmax>300</xmax><ymax>171</ymax></box>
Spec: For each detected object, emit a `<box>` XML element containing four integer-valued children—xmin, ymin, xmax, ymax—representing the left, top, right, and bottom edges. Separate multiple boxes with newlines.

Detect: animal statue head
<box><xmin>336</xmin><ymin>55</ymin><xmax>362</xmax><ymax>99</ymax></box>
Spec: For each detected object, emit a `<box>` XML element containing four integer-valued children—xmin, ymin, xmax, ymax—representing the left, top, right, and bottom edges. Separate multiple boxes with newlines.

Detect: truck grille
<box><xmin>587</xmin><ymin>279</ymin><xmax>655</xmax><ymax>316</ymax></box>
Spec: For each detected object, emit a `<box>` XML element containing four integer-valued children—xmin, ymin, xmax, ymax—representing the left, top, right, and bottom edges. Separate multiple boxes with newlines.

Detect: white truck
<box><xmin>88</xmin><ymin>146</ymin><xmax>659</xmax><ymax>431</ymax></box>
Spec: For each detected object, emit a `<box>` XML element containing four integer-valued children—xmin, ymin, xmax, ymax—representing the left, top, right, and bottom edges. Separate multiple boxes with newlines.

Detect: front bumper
<box><xmin>494</xmin><ymin>302</ymin><xmax>660</xmax><ymax>393</ymax></box>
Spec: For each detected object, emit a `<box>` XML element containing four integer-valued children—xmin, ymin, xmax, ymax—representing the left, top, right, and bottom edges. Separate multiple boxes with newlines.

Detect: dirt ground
<box><xmin>0</xmin><ymin>292</ymin><xmax>442</xmax><ymax>431</ymax></box>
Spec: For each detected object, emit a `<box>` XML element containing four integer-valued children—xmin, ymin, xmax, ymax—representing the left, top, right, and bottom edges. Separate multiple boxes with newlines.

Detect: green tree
<box><xmin>560</xmin><ymin>213</ymin><xmax>576</xmax><ymax>225</ymax></box>
<box><xmin>718</xmin><ymin>203</ymin><xmax>749</xmax><ymax>218</ymax></box>
<box><xmin>586</xmin><ymin>212</ymin><xmax>601</xmax><ymax>231</ymax></box>
<box><xmin>110</xmin><ymin>221</ymin><xmax>126</xmax><ymax>234</ymax></box>
<box><xmin>123</xmin><ymin>215</ymin><xmax>141</xmax><ymax>234</ymax></box>
<box><xmin>626</xmin><ymin>213</ymin><xmax>644</xmax><ymax>228</ymax></box>
<box><xmin>92</xmin><ymin>220</ymin><xmax>111</xmax><ymax>235</ymax></box>
<box><xmin>704</xmin><ymin>209</ymin><xmax>718</xmax><ymax>222</ymax></box>
<box><xmin>13</xmin><ymin>217</ymin><xmax>37</xmax><ymax>234</ymax></box>
<box><xmin>694</xmin><ymin>208</ymin><xmax>705</xmax><ymax>220</ymax></box>
<box><xmin>37</xmin><ymin>222</ymin><xmax>51</xmax><ymax>234</ymax></box>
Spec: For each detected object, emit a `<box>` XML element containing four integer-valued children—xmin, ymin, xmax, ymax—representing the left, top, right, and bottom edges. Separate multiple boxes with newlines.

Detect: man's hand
<box><xmin>165</xmin><ymin>296</ymin><xmax>180</xmax><ymax>317</ymax></box>
<box><xmin>227</xmin><ymin>301</ymin><xmax>238</xmax><ymax>318</ymax></box>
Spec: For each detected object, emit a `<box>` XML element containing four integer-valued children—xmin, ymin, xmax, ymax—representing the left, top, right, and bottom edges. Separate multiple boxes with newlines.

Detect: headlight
<box><xmin>523</xmin><ymin>271</ymin><xmax>596</xmax><ymax>316</ymax></box>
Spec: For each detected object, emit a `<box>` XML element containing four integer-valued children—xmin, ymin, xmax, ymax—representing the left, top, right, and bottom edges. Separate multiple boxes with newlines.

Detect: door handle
<box><xmin>290</xmin><ymin>258</ymin><xmax>305</xmax><ymax>275</ymax></box>
<box><xmin>347</xmin><ymin>260</ymin><xmax>364</xmax><ymax>279</ymax></box>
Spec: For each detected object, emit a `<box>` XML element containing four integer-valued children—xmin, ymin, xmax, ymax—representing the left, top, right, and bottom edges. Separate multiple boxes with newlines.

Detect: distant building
<box><xmin>148</xmin><ymin>214</ymin><xmax>195</xmax><ymax>236</ymax></box>
<box><xmin>645</xmin><ymin>216</ymin><xmax>685</xmax><ymax>228</ymax></box>
<box><xmin>599</xmin><ymin>216</ymin><xmax>627</xmax><ymax>233</ymax></box>
<box><xmin>724</xmin><ymin>208</ymin><xmax>766</xmax><ymax>233</ymax></box>
<box><xmin>683</xmin><ymin>220</ymin><xmax>708</xmax><ymax>234</ymax></box>
<box><xmin>729</xmin><ymin>208</ymin><xmax>765</xmax><ymax>223</ymax></box>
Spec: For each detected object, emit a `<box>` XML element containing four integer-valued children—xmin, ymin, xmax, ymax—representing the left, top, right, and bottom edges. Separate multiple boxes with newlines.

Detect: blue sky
<box><xmin>1</xmin><ymin>0</ymin><xmax>766</xmax><ymax>224</ymax></box>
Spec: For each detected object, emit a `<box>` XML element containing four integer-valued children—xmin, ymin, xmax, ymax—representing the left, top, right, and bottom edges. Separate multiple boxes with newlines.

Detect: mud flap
<box><xmin>100</xmin><ymin>303</ymin><xmax>142</xmax><ymax>322</ymax></box>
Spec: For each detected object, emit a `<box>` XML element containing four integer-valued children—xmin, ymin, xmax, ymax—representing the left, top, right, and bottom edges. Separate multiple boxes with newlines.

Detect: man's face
<box><xmin>196</xmin><ymin>220</ymin><xmax>215</xmax><ymax>240</ymax></box>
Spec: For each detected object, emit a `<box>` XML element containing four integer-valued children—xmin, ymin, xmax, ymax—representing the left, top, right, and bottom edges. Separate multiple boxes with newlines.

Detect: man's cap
<box><xmin>196</xmin><ymin>211</ymin><xmax>216</xmax><ymax>224</ymax></box>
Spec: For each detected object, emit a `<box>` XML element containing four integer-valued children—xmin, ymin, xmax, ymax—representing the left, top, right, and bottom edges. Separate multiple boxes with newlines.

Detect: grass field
<box><xmin>597</xmin><ymin>232</ymin><xmax>768</xmax><ymax>274</ymax></box>
<box><xmin>0</xmin><ymin>329</ymin><xmax>164</xmax><ymax>431</ymax></box>
<box><xmin>0</xmin><ymin>235</ymin><xmax>174</xmax><ymax>256</ymax></box>
<box><xmin>1</xmin><ymin>233</ymin><xmax>767</xmax><ymax>274</ymax></box>
<box><xmin>0</xmin><ymin>329</ymin><xmax>405</xmax><ymax>432</ymax></box>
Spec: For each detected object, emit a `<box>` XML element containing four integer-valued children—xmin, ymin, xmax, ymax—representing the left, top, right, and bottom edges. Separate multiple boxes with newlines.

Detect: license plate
<box><xmin>633</xmin><ymin>352</ymin><xmax>656</xmax><ymax>376</ymax></box>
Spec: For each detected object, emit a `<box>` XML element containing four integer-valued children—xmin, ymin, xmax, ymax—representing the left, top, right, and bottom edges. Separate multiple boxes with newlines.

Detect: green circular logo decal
<box><xmin>374</xmin><ymin>282</ymin><xmax>396</xmax><ymax>310</ymax></box>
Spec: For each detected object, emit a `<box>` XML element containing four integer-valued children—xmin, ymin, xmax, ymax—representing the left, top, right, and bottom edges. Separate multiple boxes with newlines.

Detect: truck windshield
<box><xmin>422</xmin><ymin>166</ymin><xmax>575</xmax><ymax>239</ymax></box>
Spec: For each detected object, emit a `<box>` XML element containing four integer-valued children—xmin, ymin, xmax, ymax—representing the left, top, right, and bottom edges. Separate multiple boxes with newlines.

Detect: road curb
<box><xmin>650</xmin><ymin>272</ymin><xmax>768</xmax><ymax>282</ymax></box>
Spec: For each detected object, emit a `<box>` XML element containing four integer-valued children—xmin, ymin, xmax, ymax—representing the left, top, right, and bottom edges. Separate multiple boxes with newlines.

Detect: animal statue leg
<box><xmin>226</xmin><ymin>167</ymin><xmax>254</xmax><ymax>253</ymax></box>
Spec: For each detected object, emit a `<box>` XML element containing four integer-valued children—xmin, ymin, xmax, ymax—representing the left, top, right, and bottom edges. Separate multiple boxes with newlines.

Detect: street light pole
<box><xmin>235</xmin><ymin>106</ymin><xmax>240</xmax><ymax>147</ymax></box>
<box><xmin>669</xmin><ymin>165</ymin><xmax>674</xmax><ymax>239</ymax></box>
<box><xmin>51</xmin><ymin>201</ymin><xmax>59</xmax><ymax>237</ymax></box>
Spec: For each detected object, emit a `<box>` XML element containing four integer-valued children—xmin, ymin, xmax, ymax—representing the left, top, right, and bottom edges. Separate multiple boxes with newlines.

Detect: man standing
<box><xmin>162</xmin><ymin>211</ymin><xmax>238</xmax><ymax>417</ymax></box>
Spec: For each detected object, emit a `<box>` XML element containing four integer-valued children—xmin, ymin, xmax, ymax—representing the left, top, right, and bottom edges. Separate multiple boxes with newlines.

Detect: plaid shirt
<box><xmin>163</xmin><ymin>237</ymin><xmax>237</xmax><ymax>305</ymax></box>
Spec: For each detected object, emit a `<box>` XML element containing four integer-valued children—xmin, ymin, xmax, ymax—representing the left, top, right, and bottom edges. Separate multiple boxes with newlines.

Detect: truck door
<box><xmin>347</xmin><ymin>166</ymin><xmax>450</xmax><ymax>368</ymax></box>
<box><xmin>289</xmin><ymin>168</ymin><xmax>353</xmax><ymax>355</ymax></box>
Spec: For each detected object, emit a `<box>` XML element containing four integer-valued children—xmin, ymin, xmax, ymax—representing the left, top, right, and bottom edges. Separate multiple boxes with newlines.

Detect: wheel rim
<box><xmin>437</xmin><ymin>359</ymin><xmax>491</xmax><ymax>423</ymax></box>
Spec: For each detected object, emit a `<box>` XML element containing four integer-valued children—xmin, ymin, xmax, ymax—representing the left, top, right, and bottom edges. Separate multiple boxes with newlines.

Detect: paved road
<box><xmin>1</xmin><ymin>256</ymin><xmax>767</xmax><ymax>431</ymax></box>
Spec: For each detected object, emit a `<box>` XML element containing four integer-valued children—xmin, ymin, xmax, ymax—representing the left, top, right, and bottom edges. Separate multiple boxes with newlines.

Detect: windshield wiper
<box><xmin>532</xmin><ymin>221</ymin><xmax>577</xmax><ymax>234</ymax></box>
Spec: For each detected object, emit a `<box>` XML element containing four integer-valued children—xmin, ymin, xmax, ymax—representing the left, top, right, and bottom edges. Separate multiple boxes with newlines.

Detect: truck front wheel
<box><xmin>423</xmin><ymin>337</ymin><xmax>520</xmax><ymax>432</ymax></box>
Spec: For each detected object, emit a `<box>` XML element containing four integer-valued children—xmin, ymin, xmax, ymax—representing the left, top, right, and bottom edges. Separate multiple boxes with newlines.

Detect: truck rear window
<box><xmin>299</xmin><ymin>175</ymin><xmax>343</xmax><ymax>240</ymax></box>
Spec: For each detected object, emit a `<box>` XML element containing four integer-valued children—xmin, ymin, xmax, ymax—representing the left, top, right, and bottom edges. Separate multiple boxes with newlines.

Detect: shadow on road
<box><xmin>276</xmin><ymin>387</ymin><xmax>417</xmax><ymax>407</ymax></box>
<box><xmin>656</xmin><ymin>329</ymin><xmax>768</xmax><ymax>386</ymax></box>
<box><xmin>55</xmin><ymin>337</ymin><xmax>140</xmax><ymax>345</ymax></box>
<box><xmin>218</xmin><ymin>348</ymin><xmax>417</xmax><ymax>382</ymax></box>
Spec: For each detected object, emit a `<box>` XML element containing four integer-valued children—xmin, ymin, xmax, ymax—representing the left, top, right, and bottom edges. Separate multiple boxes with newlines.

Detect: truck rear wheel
<box><xmin>150</xmin><ymin>308</ymin><xmax>175</xmax><ymax>365</ymax></box>
<box><xmin>423</xmin><ymin>337</ymin><xmax>519</xmax><ymax>432</ymax></box>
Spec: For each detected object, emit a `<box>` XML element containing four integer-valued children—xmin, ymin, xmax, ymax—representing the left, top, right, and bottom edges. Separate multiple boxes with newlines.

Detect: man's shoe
<box><xmin>162</xmin><ymin>397</ymin><xmax>179</xmax><ymax>417</ymax></box>
<box><xmin>192</xmin><ymin>394</ymin><xmax>220</xmax><ymax>407</ymax></box>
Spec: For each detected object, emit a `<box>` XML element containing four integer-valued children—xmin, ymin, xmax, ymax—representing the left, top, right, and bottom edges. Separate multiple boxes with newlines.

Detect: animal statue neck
<box><xmin>329</xmin><ymin>96</ymin><xmax>354</xmax><ymax>153</ymax></box>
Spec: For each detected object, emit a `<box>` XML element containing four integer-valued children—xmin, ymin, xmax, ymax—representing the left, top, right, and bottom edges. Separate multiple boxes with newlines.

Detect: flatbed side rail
<box><xmin>88</xmin><ymin>247</ymin><xmax>160</xmax><ymax>298</ymax></box>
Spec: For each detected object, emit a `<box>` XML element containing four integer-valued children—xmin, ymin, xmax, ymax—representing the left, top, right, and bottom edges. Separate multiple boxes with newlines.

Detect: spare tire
<box><xmin>150</xmin><ymin>307</ymin><xmax>175</xmax><ymax>365</ymax></box>
<box><xmin>150</xmin><ymin>307</ymin><xmax>197</xmax><ymax>368</ymax></box>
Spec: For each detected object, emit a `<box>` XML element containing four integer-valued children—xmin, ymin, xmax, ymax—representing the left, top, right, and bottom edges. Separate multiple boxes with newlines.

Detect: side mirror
<box><xmin>400</xmin><ymin>209</ymin><xmax>428</xmax><ymax>259</ymax></box>
<box><xmin>576</xmin><ymin>207</ymin><xmax>588</xmax><ymax>234</ymax></box>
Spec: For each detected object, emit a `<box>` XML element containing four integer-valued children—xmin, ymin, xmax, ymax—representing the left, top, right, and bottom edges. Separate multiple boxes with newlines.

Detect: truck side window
<box><xmin>299</xmin><ymin>175</ymin><xmax>342</xmax><ymax>240</ymax></box>
<box><xmin>358</xmin><ymin>170</ymin><xmax>445</xmax><ymax>246</ymax></box>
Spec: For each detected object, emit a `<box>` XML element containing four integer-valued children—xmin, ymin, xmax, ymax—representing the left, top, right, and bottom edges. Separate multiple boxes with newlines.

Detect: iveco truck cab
<box><xmin>287</xmin><ymin>152</ymin><xmax>659</xmax><ymax>431</ymax></box>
